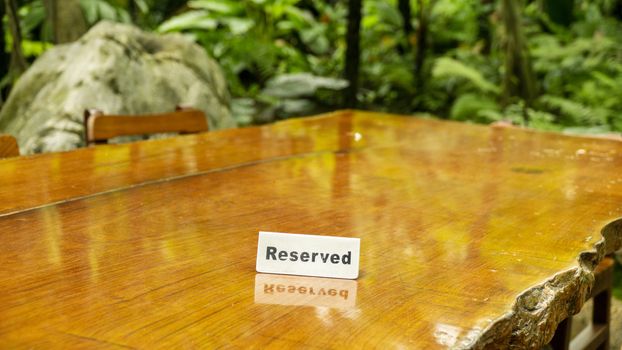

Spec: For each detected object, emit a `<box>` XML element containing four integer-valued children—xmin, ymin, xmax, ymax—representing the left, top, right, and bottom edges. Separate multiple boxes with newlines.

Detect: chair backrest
<box><xmin>84</xmin><ymin>107</ymin><xmax>209</xmax><ymax>145</ymax></box>
<box><xmin>0</xmin><ymin>134</ymin><xmax>19</xmax><ymax>158</ymax></box>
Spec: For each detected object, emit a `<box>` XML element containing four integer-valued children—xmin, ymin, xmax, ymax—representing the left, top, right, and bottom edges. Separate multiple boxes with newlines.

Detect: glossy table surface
<box><xmin>1</xmin><ymin>110</ymin><xmax>621</xmax><ymax>349</ymax></box>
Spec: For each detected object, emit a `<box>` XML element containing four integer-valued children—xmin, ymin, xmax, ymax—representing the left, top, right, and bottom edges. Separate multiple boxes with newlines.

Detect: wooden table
<box><xmin>1</xmin><ymin>110</ymin><xmax>621</xmax><ymax>349</ymax></box>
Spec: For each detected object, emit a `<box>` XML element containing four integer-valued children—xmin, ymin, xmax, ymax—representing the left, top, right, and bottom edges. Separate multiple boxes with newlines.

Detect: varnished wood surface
<box><xmin>1</xmin><ymin>110</ymin><xmax>621</xmax><ymax>349</ymax></box>
<box><xmin>0</xmin><ymin>134</ymin><xmax>19</xmax><ymax>158</ymax></box>
<box><xmin>0</xmin><ymin>110</ymin><xmax>364</xmax><ymax>215</ymax></box>
<box><xmin>84</xmin><ymin>107</ymin><xmax>208</xmax><ymax>145</ymax></box>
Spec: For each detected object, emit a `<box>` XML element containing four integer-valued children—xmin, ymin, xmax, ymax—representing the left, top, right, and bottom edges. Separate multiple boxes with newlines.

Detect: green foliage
<box><xmin>432</xmin><ymin>57</ymin><xmax>500</xmax><ymax>95</ymax></box>
<box><xmin>5</xmin><ymin>0</ymin><xmax>51</xmax><ymax>56</ymax></box>
<box><xmin>157</xmin><ymin>0</ymin><xmax>348</xmax><ymax>123</ymax></box>
<box><xmin>79</xmin><ymin>0</ymin><xmax>131</xmax><ymax>25</ymax></box>
<box><xmin>3</xmin><ymin>0</ymin><xmax>622</xmax><ymax>135</ymax></box>
<box><xmin>262</xmin><ymin>73</ymin><xmax>348</xmax><ymax>98</ymax></box>
<box><xmin>430</xmin><ymin>0</ymin><xmax>480</xmax><ymax>46</ymax></box>
<box><xmin>525</xmin><ymin>4</ymin><xmax>622</xmax><ymax>132</ymax></box>
<box><xmin>450</xmin><ymin>93</ymin><xmax>499</xmax><ymax>122</ymax></box>
<box><xmin>419</xmin><ymin>0</ymin><xmax>622</xmax><ymax>134</ymax></box>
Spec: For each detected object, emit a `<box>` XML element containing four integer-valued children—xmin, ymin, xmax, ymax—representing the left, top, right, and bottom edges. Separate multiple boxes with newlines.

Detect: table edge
<box><xmin>469</xmin><ymin>217</ymin><xmax>622</xmax><ymax>349</ymax></box>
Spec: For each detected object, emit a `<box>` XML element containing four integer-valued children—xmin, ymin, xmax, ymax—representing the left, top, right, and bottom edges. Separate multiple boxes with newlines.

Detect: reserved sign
<box><xmin>256</xmin><ymin>231</ymin><xmax>360</xmax><ymax>279</ymax></box>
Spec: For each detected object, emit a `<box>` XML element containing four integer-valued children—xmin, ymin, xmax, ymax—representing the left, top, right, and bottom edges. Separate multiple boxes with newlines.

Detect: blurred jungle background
<box><xmin>2</xmin><ymin>0</ymin><xmax>622</xmax><ymax>133</ymax></box>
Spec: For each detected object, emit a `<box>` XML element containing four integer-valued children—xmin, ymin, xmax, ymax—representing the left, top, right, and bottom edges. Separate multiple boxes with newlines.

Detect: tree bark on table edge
<box><xmin>468</xmin><ymin>218</ymin><xmax>622</xmax><ymax>349</ymax></box>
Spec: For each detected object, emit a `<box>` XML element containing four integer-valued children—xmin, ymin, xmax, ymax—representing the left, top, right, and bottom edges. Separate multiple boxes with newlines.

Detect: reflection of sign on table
<box><xmin>254</xmin><ymin>274</ymin><xmax>358</xmax><ymax>309</ymax></box>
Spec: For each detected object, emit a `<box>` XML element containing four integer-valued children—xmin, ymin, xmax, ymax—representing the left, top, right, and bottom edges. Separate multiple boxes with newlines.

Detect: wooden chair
<box><xmin>83</xmin><ymin>107</ymin><xmax>209</xmax><ymax>146</ymax></box>
<box><xmin>0</xmin><ymin>134</ymin><xmax>19</xmax><ymax>158</ymax></box>
<box><xmin>549</xmin><ymin>256</ymin><xmax>614</xmax><ymax>350</ymax></box>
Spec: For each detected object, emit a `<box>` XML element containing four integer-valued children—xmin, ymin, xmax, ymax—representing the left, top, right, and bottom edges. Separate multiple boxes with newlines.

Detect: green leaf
<box><xmin>79</xmin><ymin>0</ymin><xmax>100</xmax><ymax>24</ymax></box>
<box><xmin>372</xmin><ymin>2</ymin><xmax>402</xmax><ymax>29</ymax></box>
<box><xmin>231</xmin><ymin>98</ymin><xmax>256</xmax><ymax>126</ymax></box>
<box><xmin>526</xmin><ymin>110</ymin><xmax>560</xmax><ymax>131</ymax></box>
<box><xmin>157</xmin><ymin>11</ymin><xmax>218</xmax><ymax>33</ymax></box>
<box><xmin>591</xmin><ymin>71</ymin><xmax>619</xmax><ymax>89</ymax></box>
<box><xmin>433</xmin><ymin>57</ymin><xmax>500</xmax><ymax>95</ymax></box>
<box><xmin>133</xmin><ymin>0</ymin><xmax>149</xmax><ymax>13</ymax></box>
<box><xmin>300</xmin><ymin>26</ymin><xmax>329</xmax><ymax>54</ymax></box>
<box><xmin>22</xmin><ymin>39</ymin><xmax>51</xmax><ymax>57</ymax></box>
<box><xmin>78</xmin><ymin>0</ymin><xmax>130</xmax><ymax>25</ymax></box>
<box><xmin>539</xmin><ymin>95</ymin><xmax>609</xmax><ymax>125</ymax></box>
<box><xmin>188</xmin><ymin>0</ymin><xmax>242</xmax><ymax>14</ymax></box>
<box><xmin>450</xmin><ymin>93</ymin><xmax>500</xmax><ymax>122</ymax></box>
<box><xmin>21</xmin><ymin>1</ymin><xmax>46</xmax><ymax>35</ymax></box>
<box><xmin>262</xmin><ymin>73</ymin><xmax>348</xmax><ymax>98</ymax></box>
<box><xmin>280</xmin><ymin>99</ymin><xmax>317</xmax><ymax>115</ymax></box>
<box><xmin>222</xmin><ymin>18</ymin><xmax>254</xmax><ymax>35</ymax></box>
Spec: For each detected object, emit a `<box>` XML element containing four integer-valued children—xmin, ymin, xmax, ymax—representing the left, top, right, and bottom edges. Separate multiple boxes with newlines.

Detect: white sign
<box><xmin>256</xmin><ymin>231</ymin><xmax>360</xmax><ymax>279</ymax></box>
<box><xmin>254</xmin><ymin>274</ymin><xmax>358</xmax><ymax>309</ymax></box>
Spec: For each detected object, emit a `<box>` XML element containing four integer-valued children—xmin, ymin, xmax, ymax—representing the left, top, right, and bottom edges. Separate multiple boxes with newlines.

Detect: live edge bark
<box><xmin>469</xmin><ymin>219</ymin><xmax>622</xmax><ymax>349</ymax></box>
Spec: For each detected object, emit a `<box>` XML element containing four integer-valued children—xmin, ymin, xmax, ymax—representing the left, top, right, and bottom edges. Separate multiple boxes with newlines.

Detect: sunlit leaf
<box><xmin>157</xmin><ymin>11</ymin><xmax>217</xmax><ymax>33</ymax></box>
<box><xmin>189</xmin><ymin>0</ymin><xmax>242</xmax><ymax>14</ymax></box>
<box><xmin>222</xmin><ymin>18</ymin><xmax>254</xmax><ymax>35</ymax></box>
<box><xmin>262</xmin><ymin>73</ymin><xmax>348</xmax><ymax>98</ymax></box>
<box><xmin>280</xmin><ymin>99</ymin><xmax>316</xmax><ymax>115</ymax></box>
<box><xmin>133</xmin><ymin>0</ymin><xmax>149</xmax><ymax>13</ymax></box>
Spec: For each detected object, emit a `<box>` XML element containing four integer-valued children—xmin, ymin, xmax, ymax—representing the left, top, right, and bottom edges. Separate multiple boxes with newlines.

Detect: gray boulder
<box><xmin>0</xmin><ymin>21</ymin><xmax>236</xmax><ymax>154</ymax></box>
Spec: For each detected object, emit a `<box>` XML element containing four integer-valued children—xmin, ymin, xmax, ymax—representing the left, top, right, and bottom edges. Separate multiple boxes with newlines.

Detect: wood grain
<box><xmin>0</xmin><ymin>110</ymin><xmax>621</xmax><ymax>349</ymax></box>
<box><xmin>0</xmin><ymin>134</ymin><xmax>19</xmax><ymax>158</ymax></box>
<box><xmin>0</xmin><ymin>111</ymin><xmax>354</xmax><ymax>215</ymax></box>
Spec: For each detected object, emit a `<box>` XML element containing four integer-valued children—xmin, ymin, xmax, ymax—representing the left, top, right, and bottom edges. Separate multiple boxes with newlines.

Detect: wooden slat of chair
<box><xmin>84</xmin><ymin>107</ymin><xmax>209</xmax><ymax>146</ymax></box>
<box><xmin>0</xmin><ymin>134</ymin><xmax>19</xmax><ymax>158</ymax></box>
<box><xmin>550</xmin><ymin>256</ymin><xmax>614</xmax><ymax>350</ymax></box>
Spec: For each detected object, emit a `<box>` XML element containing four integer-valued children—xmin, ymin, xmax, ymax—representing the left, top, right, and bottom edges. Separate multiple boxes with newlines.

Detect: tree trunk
<box><xmin>414</xmin><ymin>0</ymin><xmax>429</xmax><ymax>88</ymax></box>
<box><xmin>5</xmin><ymin>0</ymin><xmax>28</xmax><ymax>80</ymax></box>
<box><xmin>43</xmin><ymin>0</ymin><xmax>87</xmax><ymax>44</ymax></box>
<box><xmin>411</xmin><ymin>0</ymin><xmax>432</xmax><ymax>111</ymax></box>
<box><xmin>543</xmin><ymin>0</ymin><xmax>574</xmax><ymax>27</ymax></box>
<box><xmin>0</xmin><ymin>2</ymin><xmax>10</xmax><ymax>97</ymax></box>
<box><xmin>614</xmin><ymin>0</ymin><xmax>622</xmax><ymax>21</ymax></box>
<box><xmin>477</xmin><ymin>0</ymin><xmax>494</xmax><ymax>54</ymax></box>
<box><xmin>129</xmin><ymin>0</ymin><xmax>139</xmax><ymax>24</ymax></box>
<box><xmin>397</xmin><ymin>0</ymin><xmax>413</xmax><ymax>54</ymax></box>
<box><xmin>501</xmin><ymin>0</ymin><xmax>536</xmax><ymax>114</ymax></box>
<box><xmin>344</xmin><ymin>0</ymin><xmax>362</xmax><ymax>108</ymax></box>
